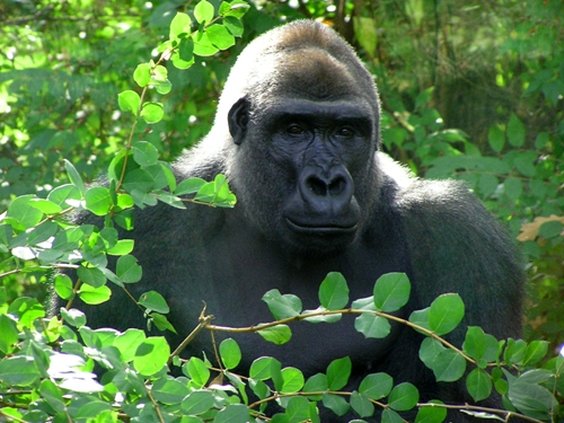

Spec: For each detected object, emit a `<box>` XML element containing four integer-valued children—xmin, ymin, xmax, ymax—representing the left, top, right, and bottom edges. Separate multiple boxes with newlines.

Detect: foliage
<box><xmin>0</xmin><ymin>0</ymin><xmax>562</xmax><ymax>422</ymax></box>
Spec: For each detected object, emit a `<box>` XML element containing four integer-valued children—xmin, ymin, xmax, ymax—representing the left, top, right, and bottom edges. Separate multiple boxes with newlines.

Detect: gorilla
<box><xmin>74</xmin><ymin>20</ymin><xmax>524</xmax><ymax>420</ymax></box>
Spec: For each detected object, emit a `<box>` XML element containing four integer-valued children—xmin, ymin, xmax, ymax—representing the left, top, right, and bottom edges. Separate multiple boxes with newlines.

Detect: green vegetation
<box><xmin>0</xmin><ymin>0</ymin><xmax>562</xmax><ymax>421</ymax></box>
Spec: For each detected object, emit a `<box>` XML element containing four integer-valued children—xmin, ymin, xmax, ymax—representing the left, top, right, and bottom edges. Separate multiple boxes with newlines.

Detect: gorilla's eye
<box><xmin>286</xmin><ymin>123</ymin><xmax>306</xmax><ymax>136</ymax></box>
<box><xmin>335</xmin><ymin>126</ymin><xmax>356</xmax><ymax>138</ymax></box>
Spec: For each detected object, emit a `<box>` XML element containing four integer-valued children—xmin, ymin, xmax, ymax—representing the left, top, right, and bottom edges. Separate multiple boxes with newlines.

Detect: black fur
<box><xmin>69</xmin><ymin>21</ymin><xmax>524</xmax><ymax>421</ymax></box>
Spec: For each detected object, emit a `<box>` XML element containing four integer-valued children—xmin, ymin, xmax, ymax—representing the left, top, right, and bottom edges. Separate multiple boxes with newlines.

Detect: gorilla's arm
<box><xmin>396</xmin><ymin>169</ymin><xmax>524</xmax><ymax>341</ymax></box>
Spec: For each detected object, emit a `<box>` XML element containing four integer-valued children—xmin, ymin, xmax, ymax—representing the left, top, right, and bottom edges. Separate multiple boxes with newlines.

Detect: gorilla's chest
<box><xmin>163</xmin><ymin>222</ymin><xmax>411</xmax><ymax>376</ymax></box>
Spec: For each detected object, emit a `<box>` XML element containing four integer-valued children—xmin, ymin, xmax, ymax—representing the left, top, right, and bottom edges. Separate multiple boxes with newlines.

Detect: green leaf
<box><xmin>113</xmin><ymin>328</ymin><xmax>146</xmax><ymax>362</ymax></box>
<box><xmin>0</xmin><ymin>356</ymin><xmax>40</xmax><ymax>386</ymax></box>
<box><xmin>280</xmin><ymin>367</ymin><xmax>304</xmax><ymax>393</ymax></box>
<box><xmin>354</xmin><ymin>313</ymin><xmax>391</xmax><ymax>339</ymax></box>
<box><xmin>507</xmin><ymin>381</ymin><xmax>557</xmax><ymax>420</ymax></box>
<box><xmin>0</xmin><ymin>314</ymin><xmax>18</xmax><ymax>354</ymax></box>
<box><xmin>388</xmin><ymin>382</ymin><xmax>419</xmax><ymax>411</ymax></box>
<box><xmin>414</xmin><ymin>401</ymin><xmax>447</xmax><ymax>422</ymax></box>
<box><xmin>133</xmin><ymin>336</ymin><xmax>170</xmax><ymax>376</ymax></box>
<box><xmin>219</xmin><ymin>0</ymin><xmax>250</xmax><ymax>19</ymax></box>
<box><xmin>507</xmin><ymin>113</ymin><xmax>526</xmax><ymax>147</ymax></box>
<box><xmin>107</xmin><ymin>239</ymin><xmax>134</xmax><ymax>256</ymax></box>
<box><xmin>133</xmin><ymin>141</ymin><xmax>159</xmax><ymax>167</ymax></box>
<box><xmin>224</xmin><ymin>16</ymin><xmax>244</xmax><ymax>37</ymax></box>
<box><xmin>181</xmin><ymin>390</ymin><xmax>215</xmax><ymax>415</ymax></box>
<box><xmin>257</xmin><ymin>324</ymin><xmax>292</xmax><ymax>345</ymax></box>
<box><xmin>28</xmin><ymin>198</ymin><xmax>63</xmax><ymax>215</ymax></box>
<box><xmin>303</xmin><ymin>373</ymin><xmax>328</xmax><ymax>398</ymax></box>
<box><xmin>152</xmin><ymin>377</ymin><xmax>190</xmax><ymax>405</ymax></box>
<box><xmin>193</xmin><ymin>31</ymin><xmax>219</xmax><ymax>57</ymax></box>
<box><xmin>213</xmin><ymin>404</ymin><xmax>250</xmax><ymax>422</ymax></box>
<box><xmin>85</xmin><ymin>186</ymin><xmax>112</xmax><ymax>216</ymax></box>
<box><xmin>184</xmin><ymin>357</ymin><xmax>210</xmax><ymax>387</ymax></box>
<box><xmin>262</xmin><ymin>289</ymin><xmax>302</xmax><ymax>320</ymax></box>
<box><xmin>139</xmin><ymin>290</ymin><xmax>170</xmax><ymax>314</ymax></box>
<box><xmin>503</xmin><ymin>177</ymin><xmax>523</xmax><ymax>200</ymax></box>
<box><xmin>176</xmin><ymin>177</ymin><xmax>207</xmax><ymax>196</ymax></box>
<box><xmin>206</xmin><ymin>24</ymin><xmax>235</xmax><ymax>50</ymax></box>
<box><xmin>322</xmin><ymin>393</ymin><xmax>350</xmax><ymax>416</ymax></box>
<box><xmin>477</xmin><ymin>174</ymin><xmax>498</xmax><ymax>198</ymax></box>
<box><xmin>194</xmin><ymin>0</ymin><xmax>214</xmax><ymax>24</ymax></box>
<box><xmin>462</xmin><ymin>326</ymin><xmax>499</xmax><ymax>367</ymax></box>
<box><xmin>487</xmin><ymin>125</ymin><xmax>505</xmax><ymax>152</ymax></box>
<box><xmin>54</xmin><ymin>274</ymin><xmax>73</xmax><ymax>300</ymax></box>
<box><xmin>77</xmin><ymin>266</ymin><xmax>107</xmax><ymax>288</ymax></box>
<box><xmin>382</xmin><ymin>408</ymin><xmax>404</xmax><ymax>423</ymax></box>
<box><xmin>428</xmin><ymin>293</ymin><xmax>465</xmax><ymax>335</ymax></box>
<box><xmin>39</xmin><ymin>379</ymin><xmax>66</xmax><ymax>414</ymax></box>
<box><xmin>47</xmin><ymin>184</ymin><xmax>82</xmax><ymax>207</ymax></box>
<box><xmin>318</xmin><ymin>272</ymin><xmax>349</xmax><ymax>310</ymax></box>
<box><xmin>133</xmin><ymin>63</ymin><xmax>151</xmax><ymax>87</ymax></box>
<box><xmin>60</xmin><ymin>308</ymin><xmax>87</xmax><ymax>328</ymax></box>
<box><xmin>250</xmin><ymin>356</ymin><xmax>281</xmax><ymax>381</ymax></box>
<box><xmin>285</xmin><ymin>396</ymin><xmax>311</xmax><ymax>421</ymax></box>
<box><xmin>431</xmin><ymin>349</ymin><xmax>467</xmax><ymax>382</ymax></box>
<box><xmin>350</xmin><ymin>391</ymin><xmax>374</xmax><ymax>417</ymax></box>
<box><xmin>522</xmin><ymin>340</ymin><xmax>549</xmax><ymax>366</ymax></box>
<box><xmin>220</xmin><ymin>338</ymin><xmax>241</xmax><ymax>370</ymax></box>
<box><xmin>140</xmin><ymin>102</ymin><xmax>164</xmax><ymax>124</ymax></box>
<box><xmin>302</xmin><ymin>305</ymin><xmax>342</xmax><ymax>323</ymax></box>
<box><xmin>326</xmin><ymin>356</ymin><xmax>351</xmax><ymax>390</ymax></box>
<box><xmin>538</xmin><ymin>221</ymin><xmax>562</xmax><ymax>239</ymax></box>
<box><xmin>169</xmin><ymin>12</ymin><xmax>192</xmax><ymax>40</ymax></box>
<box><xmin>7</xmin><ymin>195</ymin><xmax>44</xmax><ymax>229</ymax></box>
<box><xmin>504</xmin><ymin>338</ymin><xmax>527</xmax><ymax>364</ymax></box>
<box><xmin>172</xmin><ymin>38</ymin><xmax>195</xmax><ymax>70</ymax></box>
<box><xmin>117</xmin><ymin>90</ymin><xmax>141</xmax><ymax>114</ymax></box>
<box><xmin>513</xmin><ymin>151</ymin><xmax>537</xmax><ymax>177</ymax></box>
<box><xmin>466</xmin><ymin>368</ymin><xmax>492</xmax><ymax>402</ymax></box>
<box><xmin>373</xmin><ymin>272</ymin><xmax>410</xmax><ymax>312</ymax></box>
<box><xmin>116</xmin><ymin>254</ymin><xmax>142</xmax><ymax>283</ymax></box>
<box><xmin>78</xmin><ymin>283</ymin><xmax>111</xmax><ymax>305</ymax></box>
<box><xmin>359</xmin><ymin>372</ymin><xmax>393</xmax><ymax>400</ymax></box>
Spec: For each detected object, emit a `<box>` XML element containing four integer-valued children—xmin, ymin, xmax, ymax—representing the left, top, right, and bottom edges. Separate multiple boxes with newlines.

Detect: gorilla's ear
<box><xmin>228</xmin><ymin>97</ymin><xmax>249</xmax><ymax>145</ymax></box>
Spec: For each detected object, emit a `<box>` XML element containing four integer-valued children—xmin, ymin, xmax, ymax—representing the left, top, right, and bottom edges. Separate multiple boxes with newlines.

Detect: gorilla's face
<box><xmin>222</xmin><ymin>28</ymin><xmax>381</xmax><ymax>255</ymax></box>
<box><xmin>228</xmin><ymin>95</ymin><xmax>378</xmax><ymax>254</ymax></box>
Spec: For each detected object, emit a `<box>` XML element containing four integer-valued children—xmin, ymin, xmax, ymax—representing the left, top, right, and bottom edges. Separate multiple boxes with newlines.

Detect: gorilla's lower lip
<box><xmin>285</xmin><ymin>218</ymin><xmax>358</xmax><ymax>235</ymax></box>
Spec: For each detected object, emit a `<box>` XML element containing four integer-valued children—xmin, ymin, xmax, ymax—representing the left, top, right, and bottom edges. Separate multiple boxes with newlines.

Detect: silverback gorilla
<box><xmin>76</xmin><ymin>20</ymin><xmax>524</xmax><ymax>420</ymax></box>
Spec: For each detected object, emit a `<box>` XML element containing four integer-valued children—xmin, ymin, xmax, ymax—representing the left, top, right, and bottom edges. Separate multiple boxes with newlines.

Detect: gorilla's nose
<box><xmin>299</xmin><ymin>166</ymin><xmax>354</xmax><ymax>213</ymax></box>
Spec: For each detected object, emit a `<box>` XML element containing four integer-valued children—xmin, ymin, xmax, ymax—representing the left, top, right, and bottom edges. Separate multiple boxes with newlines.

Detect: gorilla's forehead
<box><xmin>253</xmin><ymin>48</ymin><xmax>374</xmax><ymax>106</ymax></box>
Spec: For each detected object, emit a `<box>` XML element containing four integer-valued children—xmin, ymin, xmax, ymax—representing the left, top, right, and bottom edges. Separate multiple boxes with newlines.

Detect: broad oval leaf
<box><xmin>133</xmin><ymin>336</ymin><xmax>170</xmax><ymax>376</ymax></box>
<box><xmin>354</xmin><ymin>313</ymin><xmax>391</xmax><ymax>339</ymax></box>
<box><xmin>219</xmin><ymin>338</ymin><xmax>241</xmax><ymax>370</ymax></box>
<box><xmin>466</xmin><ymin>368</ymin><xmax>493</xmax><ymax>402</ymax></box>
<box><xmin>359</xmin><ymin>372</ymin><xmax>393</xmax><ymax>400</ymax></box>
<box><xmin>280</xmin><ymin>367</ymin><xmax>304</xmax><ymax>393</ymax></box>
<box><xmin>169</xmin><ymin>12</ymin><xmax>192</xmax><ymax>40</ymax></box>
<box><xmin>428</xmin><ymin>293</ymin><xmax>465</xmax><ymax>335</ymax></box>
<box><xmin>326</xmin><ymin>356</ymin><xmax>352</xmax><ymax>390</ymax></box>
<box><xmin>388</xmin><ymin>382</ymin><xmax>419</xmax><ymax>411</ymax></box>
<box><xmin>194</xmin><ymin>0</ymin><xmax>214</xmax><ymax>24</ymax></box>
<box><xmin>318</xmin><ymin>272</ymin><xmax>349</xmax><ymax>310</ymax></box>
<box><xmin>140</xmin><ymin>102</ymin><xmax>164</xmax><ymax>124</ymax></box>
<box><xmin>117</xmin><ymin>90</ymin><xmax>141</xmax><ymax>114</ymax></box>
<box><xmin>373</xmin><ymin>272</ymin><xmax>410</xmax><ymax>312</ymax></box>
<box><xmin>257</xmin><ymin>324</ymin><xmax>292</xmax><ymax>345</ymax></box>
<box><xmin>262</xmin><ymin>289</ymin><xmax>302</xmax><ymax>320</ymax></box>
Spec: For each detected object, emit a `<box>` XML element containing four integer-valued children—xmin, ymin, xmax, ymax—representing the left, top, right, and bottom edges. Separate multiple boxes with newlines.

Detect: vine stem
<box><xmin>204</xmin><ymin>307</ymin><xmax>475</xmax><ymax>364</ymax></box>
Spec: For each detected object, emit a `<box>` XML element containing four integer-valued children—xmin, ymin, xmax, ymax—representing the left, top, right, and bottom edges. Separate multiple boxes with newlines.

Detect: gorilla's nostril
<box><xmin>307</xmin><ymin>176</ymin><xmax>328</xmax><ymax>196</ymax></box>
<box><xmin>329</xmin><ymin>177</ymin><xmax>346</xmax><ymax>196</ymax></box>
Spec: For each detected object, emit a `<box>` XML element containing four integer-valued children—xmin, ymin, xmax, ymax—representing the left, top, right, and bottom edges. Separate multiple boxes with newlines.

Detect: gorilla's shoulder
<box><xmin>377</xmin><ymin>152</ymin><xmax>487</xmax><ymax>220</ymax></box>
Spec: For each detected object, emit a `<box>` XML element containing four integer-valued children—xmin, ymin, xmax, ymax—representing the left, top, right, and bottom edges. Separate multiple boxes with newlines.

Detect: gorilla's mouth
<box><xmin>285</xmin><ymin>218</ymin><xmax>358</xmax><ymax>235</ymax></box>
